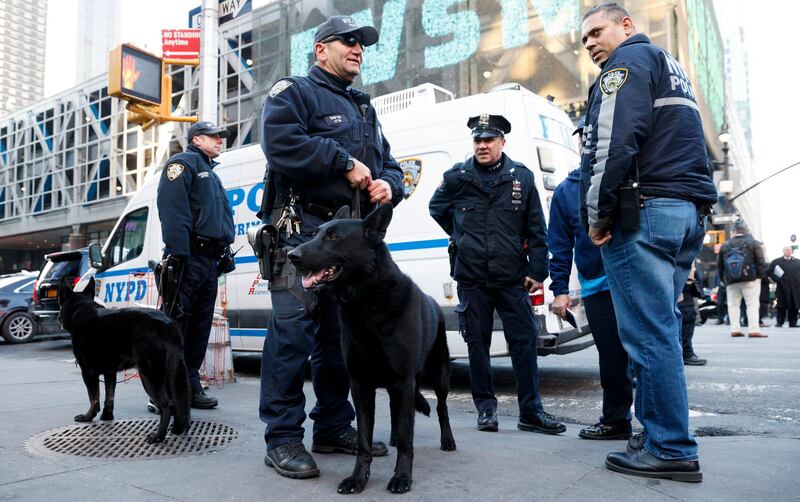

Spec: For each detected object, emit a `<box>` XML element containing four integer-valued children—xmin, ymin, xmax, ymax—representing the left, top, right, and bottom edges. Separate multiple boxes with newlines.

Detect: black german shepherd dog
<box><xmin>58</xmin><ymin>277</ymin><xmax>191</xmax><ymax>443</ymax></box>
<box><xmin>289</xmin><ymin>204</ymin><xmax>456</xmax><ymax>495</ymax></box>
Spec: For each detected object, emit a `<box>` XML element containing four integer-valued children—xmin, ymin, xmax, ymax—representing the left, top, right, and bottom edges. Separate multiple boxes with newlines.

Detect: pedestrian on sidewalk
<box><xmin>768</xmin><ymin>246</ymin><xmax>800</xmax><ymax>327</ymax></box>
<box><xmin>717</xmin><ymin>221</ymin><xmax>767</xmax><ymax>338</ymax></box>
<box><xmin>679</xmin><ymin>265</ymin><xmax>707</xmax><ymax>365</ymax></box>
<box><xmin>548</xmin><ymin>117</ymin><xmax>633</xmax><ymax>440</ymax></box>
<box><xmin>579</xmin><ymin>2</ymin><xmax>716</xmax><ymax>482</ymax></box>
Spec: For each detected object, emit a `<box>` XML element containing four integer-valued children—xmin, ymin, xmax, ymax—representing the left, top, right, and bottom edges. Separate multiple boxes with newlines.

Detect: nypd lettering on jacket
<box><xmin>579</xmin><ymin>33</ymin><xmax>717</xmax><ymax>230</ymax></box>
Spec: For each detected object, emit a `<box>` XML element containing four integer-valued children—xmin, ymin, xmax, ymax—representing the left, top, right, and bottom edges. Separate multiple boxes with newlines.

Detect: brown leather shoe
<box><xmin>748</xmin><ymin>332</ymin><xmax>768</xmax><ymax>338</ymax></box>
<box><xmin>731</xmin><ymin>331</ymin><xmax>745</xmax><ymax>337</ymax></box>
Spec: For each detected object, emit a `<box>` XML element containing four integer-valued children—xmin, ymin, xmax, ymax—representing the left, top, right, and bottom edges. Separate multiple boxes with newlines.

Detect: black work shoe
<box><xmin>683</xmin><ymin>355</ymin><xmax>708</xmax><ymax>366</ymax></box>
<box><xmin>627</xmin><ymin>431</ymin><xmax>646</xmax><ymax>453</ymax></box>
<box><xmin>578</xmin><ymin>422</ymin><xmax>631</xmax><ymax>440</ymax></box>
<box><xmin>311</xmin><ymin>427</ymin><xmax>388</xmax><ymax>457</ymax></box>
<box><xmin>265</xmin><ymin>442</ymin><xmax>320</xmax><ymax>479</ymax></box>
<box><xmin>518</xmin><ymin>411</ymin><xmax>566</xmax><ymax>435</ymax></box>
<box><xmin>191</xmin><ymin>391</ymin><xmax>218</xmax><ymax>409</ymax></box>
<box><xmin>477</xmin><ymin>409</ymin><xmax>499</xmax><ymax>432</ymax></box>
<box><xmin>605</xmin><ymin>450</ymin><xmax>702</xmax><ymax>483</ymax></box>
<box><xmin>146</xmin><ymin>399</ymin><xmax>160</xmax><ymax>414</ymax></box>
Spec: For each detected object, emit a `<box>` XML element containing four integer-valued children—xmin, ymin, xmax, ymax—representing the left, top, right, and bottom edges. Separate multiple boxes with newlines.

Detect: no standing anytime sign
<box><xmin>162</xmin><ymin>29</ymin><xmax>201</xmax><ymax>60</ymax></box>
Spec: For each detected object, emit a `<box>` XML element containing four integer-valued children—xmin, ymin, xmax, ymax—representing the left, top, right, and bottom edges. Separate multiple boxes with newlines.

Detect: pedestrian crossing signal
<box><xmin>108</xmin><ymin>44</ymin><xmax>198</xmax><ymax>130</ymax></box>
<box><xmin>108</xmin><ymin>44</ymin><xmax>163</xmax><ymax>106</ymax></box>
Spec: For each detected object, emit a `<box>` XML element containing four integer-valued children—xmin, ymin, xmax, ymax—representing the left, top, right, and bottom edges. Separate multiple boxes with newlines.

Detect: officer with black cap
<box><xmin>258</xmin><ymin>15</ymin><xmax>403</xmax><ymax>479</ymax></box>
<box><xmin>429</xmin><ymin>114</ymin><xmax>566</xmax><ymax>436</ymax></box>
<box><xmin>154</xmin><ymin>120</ymin><xmax>235</xmax><ymax>411</ymax></box>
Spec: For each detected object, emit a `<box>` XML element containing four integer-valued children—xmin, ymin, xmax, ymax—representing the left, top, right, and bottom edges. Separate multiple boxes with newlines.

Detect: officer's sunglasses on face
<box><xmin>322</xmin><ymin>33</ymin><xmax>362</xmax><ymax>47</ymax></box>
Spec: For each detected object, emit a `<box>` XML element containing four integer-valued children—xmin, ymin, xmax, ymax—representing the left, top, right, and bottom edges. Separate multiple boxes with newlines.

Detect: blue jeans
<box><xmin>600</xmin><ymin>198</ymin><xmax>704</xmax><ymax>460</ymax></box>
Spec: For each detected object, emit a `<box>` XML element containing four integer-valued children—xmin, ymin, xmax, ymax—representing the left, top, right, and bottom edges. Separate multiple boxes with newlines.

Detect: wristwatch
<box><xmin>345</xmin><ymin>157</ymin><xmax>356</xmax><ymax>172</ymax></box>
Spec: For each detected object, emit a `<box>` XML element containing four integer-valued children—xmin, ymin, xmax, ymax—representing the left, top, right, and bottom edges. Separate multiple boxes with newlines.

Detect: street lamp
<box><xmin>713</xmin><ymin>122</ymin><xmax>732</xmax><ymax>171</ymax></box>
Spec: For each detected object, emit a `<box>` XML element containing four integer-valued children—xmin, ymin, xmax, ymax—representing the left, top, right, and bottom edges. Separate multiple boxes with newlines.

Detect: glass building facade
<box><xmin>0</xmin><ymin>0</ymin><xmax>730</xmax><ymax>273</ymax></box>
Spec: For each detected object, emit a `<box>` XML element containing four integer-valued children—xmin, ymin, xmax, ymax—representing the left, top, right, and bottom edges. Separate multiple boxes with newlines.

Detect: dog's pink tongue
<box><xmin>302</xmin><ymin>270</ymin><xmax>325</xmax><ymax>289</ymax></box>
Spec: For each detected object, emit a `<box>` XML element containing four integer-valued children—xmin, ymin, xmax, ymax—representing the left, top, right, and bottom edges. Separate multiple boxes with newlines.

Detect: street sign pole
<box><xmin>198</xmin><ymin>0</ymin><xmax>219</xmax><ymax>124</ymax></box>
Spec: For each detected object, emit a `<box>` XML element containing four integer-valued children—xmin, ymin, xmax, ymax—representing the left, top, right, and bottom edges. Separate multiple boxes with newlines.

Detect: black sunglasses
<box><xmin>322</xmin><ymin>34</ymin><xmax>362</xmax><ymax>47</ymax></box>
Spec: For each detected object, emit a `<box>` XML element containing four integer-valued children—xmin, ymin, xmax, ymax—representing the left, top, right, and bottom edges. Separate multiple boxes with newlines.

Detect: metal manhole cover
<box><xmin>26</xmin><ymin>419</ymin><xmax>239</xmax><ymax>459</ymax></box>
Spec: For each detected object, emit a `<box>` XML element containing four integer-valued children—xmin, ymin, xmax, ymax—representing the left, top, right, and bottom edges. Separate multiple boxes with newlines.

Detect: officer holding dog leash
<box><xmin>155</xmin><ymin>121</ymin><xmax>236</xmax><ymax>411</ymax></box>
<box><xmin>257</xmin><ymin>15</ymin><xmax>404</xmax><ymax>479</ymax></box>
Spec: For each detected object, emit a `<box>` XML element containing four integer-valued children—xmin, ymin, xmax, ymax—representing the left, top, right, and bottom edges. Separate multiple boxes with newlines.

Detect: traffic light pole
<box><xmin>198</xmin><ymin>0</ymin><xmax>219</xmax><ymax>124</ymax></box>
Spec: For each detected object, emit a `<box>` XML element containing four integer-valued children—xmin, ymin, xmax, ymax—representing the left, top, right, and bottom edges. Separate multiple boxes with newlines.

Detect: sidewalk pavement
<box><xmin>0</xmin><ymin>340</ymin><xmax>798</xmax><ymax>501</ymax></box>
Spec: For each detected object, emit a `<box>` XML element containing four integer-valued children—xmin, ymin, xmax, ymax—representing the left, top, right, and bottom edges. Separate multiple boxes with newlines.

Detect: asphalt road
<box><xmin>231</xmin><ymin>321</ymin><xmax>800</xmax><ymax>438</ymax></box>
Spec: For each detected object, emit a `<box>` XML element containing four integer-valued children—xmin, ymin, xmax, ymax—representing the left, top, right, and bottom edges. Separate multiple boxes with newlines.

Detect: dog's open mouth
<box><xmin>301</xmin><ymin>265</ymin><xmax>342</xmax><ymax>288</ymax></box>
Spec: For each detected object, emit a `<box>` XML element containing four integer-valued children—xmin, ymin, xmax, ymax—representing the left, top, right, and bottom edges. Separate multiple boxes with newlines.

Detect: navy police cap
<box><xmin>188</xmin><ymin>121</ymin><xmax>231</xmax><ymax>142</ymax></box>
<box><xmin>572</xmin><ymin>116</ymin><xmax>586</xmax><ymax>136</ymax></box>
<box><xmin>467</xmin><ymin>113</ymin><xmax>511</xmax><ymax>139</ymax></box>
<box><xmin>313</xmin><ymin>15</ymin><xmax>379</xmax><ymax>47</ymax></box>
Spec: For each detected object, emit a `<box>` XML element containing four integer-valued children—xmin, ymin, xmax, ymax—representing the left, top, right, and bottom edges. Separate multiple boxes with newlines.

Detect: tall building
<box><xmin>0</xmin><ymin>0</ymin><xmax>47</xmax><ymax>116</ymax></box>
<box><xmin>76</xmin><ymin>0</ymin><xmax>121</xmax><ymax>83</ymax></box>
<box><xmin>715</xmin><ymin>1</ymin><xmax>752</xmax><ymax>140</ymax></box>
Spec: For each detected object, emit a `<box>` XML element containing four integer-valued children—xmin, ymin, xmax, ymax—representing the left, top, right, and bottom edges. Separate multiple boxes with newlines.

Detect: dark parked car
<box><xmin>30</xmin><ymin>248</ymin><xmax>91</xmax><ymax>334</ymax></box>
<box><xmin>0</xmin><ymin>272</ymin><xmax>38</xmax><ymax>343</ymax></box>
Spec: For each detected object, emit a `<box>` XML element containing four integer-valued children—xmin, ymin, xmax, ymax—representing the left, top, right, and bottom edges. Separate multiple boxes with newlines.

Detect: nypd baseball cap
<box><xmin>187</xmin><ymin>121</ymin><xmax>231</xmax><ymax>142</ymax></box>
<box><xmin>313</xmin><ymin>15</ymin><xmax>379</xmax><ymax>47</ymax></box>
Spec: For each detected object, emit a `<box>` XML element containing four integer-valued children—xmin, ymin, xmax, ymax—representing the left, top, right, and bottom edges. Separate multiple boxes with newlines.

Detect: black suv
<box><xmin>30</xmin><ymin>248</ymin><xmax>91</xmax><ymax>334</ymax></box>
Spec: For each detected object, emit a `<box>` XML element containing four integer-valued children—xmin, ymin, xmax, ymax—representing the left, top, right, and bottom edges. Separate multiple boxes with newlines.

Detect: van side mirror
<box><xmin>89</xmin><ymin>243</ymin><xmax>105</xmax><ymax>271</ymax></box>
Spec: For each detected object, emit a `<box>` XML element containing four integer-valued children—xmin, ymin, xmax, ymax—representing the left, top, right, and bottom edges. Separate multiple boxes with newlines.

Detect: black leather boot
<box><xmin>265</xmin><ymin>441</ymin><xmax>320</xmax><ymax>479</ymax></box>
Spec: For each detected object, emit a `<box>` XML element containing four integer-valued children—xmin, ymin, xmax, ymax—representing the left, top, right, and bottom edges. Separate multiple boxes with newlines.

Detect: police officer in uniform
<box><xmin>429</xmin><ymin>114</ymin><xmax>566</xmax><ymax>436</ymax></box>
<box><xmin>258</xmin><ymin>15</ymin><xmax>404</xmax><ymax>479</ymax></box>
<box><xmin>155</xmin><ymin>121</ymin><xmax>235</xmax><ymax>410</ymax></box>
<box><xmin>579</xmin><ymin>3</ymin><xmax>716</xmax><ymax>481</ymax></box>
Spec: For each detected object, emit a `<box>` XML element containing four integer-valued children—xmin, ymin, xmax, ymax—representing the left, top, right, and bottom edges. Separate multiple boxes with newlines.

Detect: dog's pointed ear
<box><xmin>82</xmin><ymin>277</ymin><xmax>95</xmax><ymax>299</ymax></box>
<box><xmin>333</xmin><ymin>206</ymin><xmax>350</xmax><ymax>220</ymax></box>
<box><xmin>364</xmin><ymin>203</ymin><xmax>393</xmax><ymax>242</ymax></box>
<box><xmin>58</xmin><ymin>277</ymin><xmax>71</xmax><ymax>305</ymax></box>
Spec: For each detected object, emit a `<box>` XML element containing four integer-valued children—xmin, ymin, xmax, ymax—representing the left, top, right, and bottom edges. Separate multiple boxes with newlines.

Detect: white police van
<box><xmin>85</xmin><ymin>83</ymin><xmax>592</xmax><ymax>359</ymax></box>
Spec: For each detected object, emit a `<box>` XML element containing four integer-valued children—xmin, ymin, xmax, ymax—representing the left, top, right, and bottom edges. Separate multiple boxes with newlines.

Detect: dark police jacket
<box><xmin>260</xmin><ymin>65</ymin><xmax>404</xmax><ymax>214</ymax></box>
<box><xmin>429</xmin><ymin>153</ymin><xmax>548</xmax><ymax>287</ymax></box>
<box><xmin>157</xmin><ymin>144</ymin><xmax>235</xmax><ymax>257</ymax></box>
<box><xmin>548</xmin><ymin>169</ymin><xmax>606</xmax><ymax>297</ymax></box>
<box><xmin>579</xmin><ymin>33</ymin><xmax>717</xmax><ymax>230</ymax></box>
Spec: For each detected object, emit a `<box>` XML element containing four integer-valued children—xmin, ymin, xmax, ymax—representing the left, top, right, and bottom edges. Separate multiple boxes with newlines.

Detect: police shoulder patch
<box><xmin>268</xmin><ymin>80</ymin><xmax>293</xmax><ymax>98</ymax></box>
<box><xmin>166</xmin><ymin>163</ymin><xmax>185</xmax><ymax>181</ymax></box>
<box><xmin>599</xmin><ymin>68</ymin><xmax>629</xmax><ymax>95</ymax></box>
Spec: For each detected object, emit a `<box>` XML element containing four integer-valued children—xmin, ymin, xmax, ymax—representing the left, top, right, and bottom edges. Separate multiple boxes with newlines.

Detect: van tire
<box><xmin>2</xmin><ymin>311</ymin><xmax>37</xmax><ymax>343</ymax></box>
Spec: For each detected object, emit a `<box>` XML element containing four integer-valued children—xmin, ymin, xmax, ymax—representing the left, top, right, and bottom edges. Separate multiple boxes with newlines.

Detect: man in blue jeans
<box><xmin>580</xmin><ymin>3</ymin><xmax>717</xmax><ymax>482</ymax></box>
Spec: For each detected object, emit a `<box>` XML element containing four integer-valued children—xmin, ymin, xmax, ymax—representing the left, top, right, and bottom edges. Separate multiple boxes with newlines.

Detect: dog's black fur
<box><xmin>289</xmin><ymin>204</ymin><xmax>456</xmax><ymax>494</ymax></box>
<box><xmin>58</xmin><ymin>277</ymin><xmax>191</xmax><ymax>443</ymax></box>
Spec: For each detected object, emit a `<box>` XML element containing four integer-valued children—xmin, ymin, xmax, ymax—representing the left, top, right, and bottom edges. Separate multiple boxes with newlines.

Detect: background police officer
<box><xmin>580</xmin><ymin>3</ymin><xmax>716</xmax><ymax>482</ymax></box>
<box><xmin>155</xmin><ymin>121</ymin><xmax>235</xmax><ymax>410</ymax></box>
<box><xmin>258</xmin><ymin>15</ymin><xmax>404</xmax><ymax>479</ymax></box>
<box><xmin>429</xmin><ymin>114</ymin><xmax>566</xmax><ymax>436</ymax></box>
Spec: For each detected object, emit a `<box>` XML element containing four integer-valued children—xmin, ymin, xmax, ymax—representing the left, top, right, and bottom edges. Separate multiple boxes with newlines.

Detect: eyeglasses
<box><xmin>321</xmin><ymin>34</ymin><xmax>362</xmax><ymax>47</ymax></box>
